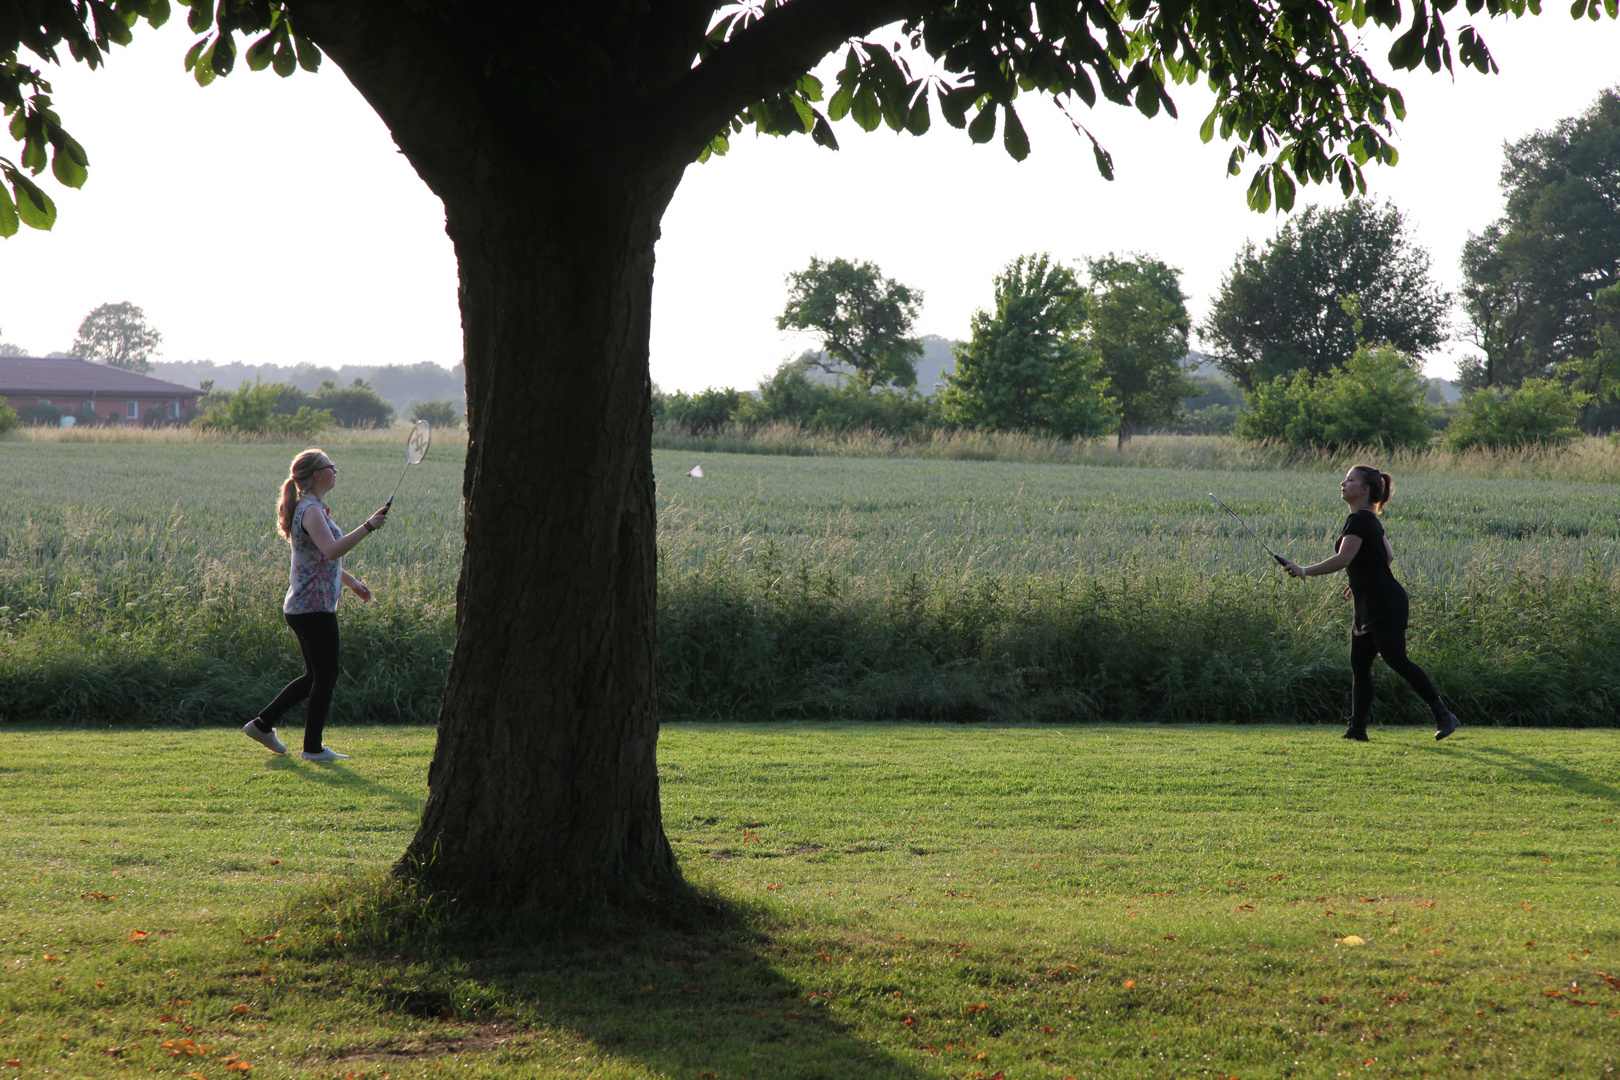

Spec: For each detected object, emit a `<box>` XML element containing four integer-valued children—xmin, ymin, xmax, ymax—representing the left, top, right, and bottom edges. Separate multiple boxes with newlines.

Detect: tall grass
<box><xmin>2</xmin><ymin>444</ymin><xmax>1616</xmax><ymax>727</ymax></box>
<box><xmin>655</xmin><ymin>422</ymin><xmax>1620</xmax><ymax>481</ymax></box>
<box><xmin>2</xmin><ymin>420</ymin><xmax>466</xmax><ymax>446</ymax></box>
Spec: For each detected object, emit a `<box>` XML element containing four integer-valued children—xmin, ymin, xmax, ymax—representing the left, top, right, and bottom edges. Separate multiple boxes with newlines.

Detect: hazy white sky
<box><xmin>1</xmin><ymin>14</ymin><xmax>1616</xmax><ymax>391</ymax></box>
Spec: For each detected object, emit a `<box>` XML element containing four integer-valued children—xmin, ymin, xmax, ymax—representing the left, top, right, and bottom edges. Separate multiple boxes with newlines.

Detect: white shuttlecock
<box><xmin>686</xmin><ymin>465</ymin><xmax>704</xmax><ymax>478</ymax></box>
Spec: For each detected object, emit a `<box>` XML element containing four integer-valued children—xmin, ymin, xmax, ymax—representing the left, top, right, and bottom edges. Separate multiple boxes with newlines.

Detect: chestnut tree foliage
<box><xmin>4</xmin><ymin>0</ymin><xmax>1612</xmax><ymax>911</ymax></box>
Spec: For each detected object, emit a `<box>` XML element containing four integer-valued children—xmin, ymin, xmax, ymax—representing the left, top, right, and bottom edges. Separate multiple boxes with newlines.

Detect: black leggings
<box><xmin>257</xmin><ymin>612</ymin><xmax>340</xmax><ymax>752</ymax></box>
<box><xmin>1350</xmin><ymin>625</ymin><xmax>1443</xmax><ymax>720</ymax></box>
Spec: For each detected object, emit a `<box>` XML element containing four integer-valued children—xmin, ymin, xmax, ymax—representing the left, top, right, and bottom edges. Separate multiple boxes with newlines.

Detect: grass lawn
<box><xmin>1</xmin><ymin>723</ymin><xmax>1618</xmax><ymax>1078</ymax></box>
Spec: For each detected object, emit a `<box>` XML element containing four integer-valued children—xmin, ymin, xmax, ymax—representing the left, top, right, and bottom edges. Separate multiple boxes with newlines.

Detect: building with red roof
<box><xmin>0</xmin><ymin>356</ymin><xmax>201</xmax><ymax>425</ymax></box>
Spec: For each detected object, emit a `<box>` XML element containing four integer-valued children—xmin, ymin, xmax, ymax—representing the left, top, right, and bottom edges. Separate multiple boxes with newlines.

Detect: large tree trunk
<box><xmin>389</xmin><ymin>151</ymin><xmax>685</xmax><ymax>908</ymax></box>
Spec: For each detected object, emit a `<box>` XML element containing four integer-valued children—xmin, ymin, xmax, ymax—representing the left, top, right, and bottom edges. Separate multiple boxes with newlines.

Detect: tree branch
<box><xmin>649</xmin><ymin>0</ymin><xmax>942</xmax><ymax>162</ymax></box>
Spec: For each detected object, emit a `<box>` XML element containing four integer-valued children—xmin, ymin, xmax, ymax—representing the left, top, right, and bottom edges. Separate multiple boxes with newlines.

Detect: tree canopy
<box><xmin>1085</xmin><ymin>253</ymin><xmax>1191</xmax><ymax>445</ymax></box>
<box><xmin>1458</xmin><ymin>86</ymin><xmax>1620</xmax><ymax>394</ymax></box>
<box><xmin>1200</xmin><ymin>199</ymin><xmax>1449</xmax><ymax>391</ymax></box>
<box><xmin>939</xmin><ymin>253</ymin><xmax>1116</xmax><ymax>438</ymax></box>
<box><xmin>777</xmin><ymin>257</ymin><xmax>923</xmax><ymax>391</ymax></box>
<box><xmin>71</xmin><ymin>301</ymin><xmax>162</xmax><ymax>372</ymax></box>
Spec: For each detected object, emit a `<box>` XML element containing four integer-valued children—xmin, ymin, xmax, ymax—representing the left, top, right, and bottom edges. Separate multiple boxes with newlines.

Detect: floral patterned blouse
<box><xmin>283</xmin><ymin>495</ymin><xmax>343</xmax><ymax>614</ymax></box>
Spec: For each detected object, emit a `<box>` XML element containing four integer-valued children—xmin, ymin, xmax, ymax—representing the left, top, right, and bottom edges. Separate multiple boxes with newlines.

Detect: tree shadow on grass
<box><xmin>290</xmin><ymin>887</ymin><xmax>926</xmax><ymax>1080</ymax></box>
<box><xmin>1441</xmin><ymin>744</ymin><xmax>1620</xmax><ymax>804</ymax></box>
<box><xmin>264</xmin><ymin>754</ymin><xmax>424</xmax><ymax>813</ymax></box>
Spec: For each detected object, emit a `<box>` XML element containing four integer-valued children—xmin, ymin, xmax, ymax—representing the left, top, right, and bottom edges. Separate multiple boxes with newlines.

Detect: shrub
<box><xmin>1444</xmin><ymin>378</ymin><xmax>1587</xmax><ymax>450</ymax></box>
<box><xmin>0</xmin><ymin>402</ymin><xmax>18</xmax><ymax>433</ymax></box>
<box><xmin>663</xmin><ymin>386</ymin><xmax>744</xmax><ymax>434</ymax></box>
<box><xmin>1237</xmin><ymin>343</ymin><xmax>1434</xmax><ymax>450</ymax></box>
<box><xmin>193</xmin><ymin>381</ymin><xmax>332</xmax><ymax>437</ymax></box>
<box><xmin>70</xmin><ymin>404</ymin><xmax>102</xmax><ymax>428</ymax></box>
<box><xmin>310</xmin><ymin>378</ymin><xmax>395</xmax><ymax>428</ymax></box>
<box><xmin>144</xmin><ymin>406</ymin><xmax>168</xmax><ymax>428</ymax></box>
<box><xmin>734</xmin><ymin>361</ymin><xmax>939</xmax><ymax>436</ymax></box>
<box><xmin>410</xmin><ymin>399</ymin><xmax>462</xmax><ymax>427</ymax></box>
<box><xmin>16</xmin><ymin>403</ymin><xmax>62</xmax><ymax>427</ymax></box>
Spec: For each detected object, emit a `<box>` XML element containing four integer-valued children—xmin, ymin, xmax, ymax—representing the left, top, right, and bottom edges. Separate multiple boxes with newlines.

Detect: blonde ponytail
<box><xmin>278</xmin><ymin>449</ymin><xmax>329</xmax><ymax>539</ymax></box>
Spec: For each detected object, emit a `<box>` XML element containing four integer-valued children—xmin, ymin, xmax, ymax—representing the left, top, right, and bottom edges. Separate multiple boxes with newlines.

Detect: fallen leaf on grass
<box><xmin>901</xmin><ymin>1016</ymin><xmax>916</xmax><ymax>1028</ymax></box>
<box><xmin>102</xmin><ymin>1047</ymin><xmax>125</xmax><ymax>1058</ymax></box>
<box><xmin>3</xmin><ymin>1061</ymin><xmax>20</xmax><ymax>1069</ymax></box>
<box><xmin>180</xmin><ymin>1074</ymin><xmax>207</xmax><ymax>1080</ymax></box>
<box><xmin>765</xmin><ymin>883</ymin><xmax>782</xmax><ymax>891</ymax></box>
<box><xmin>1336</xmin><ymin>936</ymin><xmax>1366</xmax><ymax>947</ymax></box>
<box><xmin>160</xmin><ymin>1039</ymin><xmax>210</xmax><ymax>1057</ymax></box>
<box><xmin>964</xmin><ymin>1003</ymin><xmax>988</xmax><ymax>1014</ymax></box>
<box><xmin>1236</xmin><ymin>904</ymin><xmax>1256</xmax><ymax>911</ymax></box>
<box><xmin>1041</xmin><ymin>1025</ymin><xmax>1056</xmax><ymax>1034</ymax></box>
<box><xmin>1524</xmin><ymin>941</ymin><xmax>1536</xmax><ymax>949</ymax></box>
<box><xmin>1123</xmin><ymin>979</ymin><xmax>1137</xmax><ymax>990</ymax></box>
<box><xmin>231</xmin><ymin>1004</ymin><xmax>252</xmax><ymax>1014</ymax></box>
<box><xmin>267</xmin><ymin>859</ymin><xmax>281</xmax><ymax>866</ymax></box>
<box><xmin>226</xmin><ymin>1062</ymin><xmax>252</xmax><ymax>1072</ymax></box>
<box><xmin>80</xmin><ymin>893</ymin><xmax>113</xmax><ymax>902</ymax></box>
<box><xmin>127</xmin><ymin>930</ymin><xmax>148</xmax><ymax>943</ymax></box>
<box><xmin>1162</xmin><ymin>935</ymin><xmax>1177</xmax><ymax>942</ymax></box>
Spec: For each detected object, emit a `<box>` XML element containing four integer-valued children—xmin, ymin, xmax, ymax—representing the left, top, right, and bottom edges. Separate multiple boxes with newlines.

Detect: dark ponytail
<box><xmin>1350</xmin><ymin>464</ymin><xmax>1393</xmax><ymax>513</ymax></box>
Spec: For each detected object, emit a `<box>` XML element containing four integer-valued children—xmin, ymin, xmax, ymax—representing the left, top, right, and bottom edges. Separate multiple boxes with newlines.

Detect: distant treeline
<box><xmin>151</xmin><ymin>360</ymin><xmax>465</xmax><ymax>417</ymax></box>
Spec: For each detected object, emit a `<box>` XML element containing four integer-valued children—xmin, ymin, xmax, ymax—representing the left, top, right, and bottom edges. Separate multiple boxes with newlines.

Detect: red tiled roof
<box><xmin>0</xmin><ymin>356</ymin><xmax>200</xmax><ymax>397</ymax></box>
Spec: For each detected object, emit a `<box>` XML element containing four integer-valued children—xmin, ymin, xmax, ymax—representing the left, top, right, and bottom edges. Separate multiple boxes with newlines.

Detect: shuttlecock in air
<box><xmin>686</xmin><ymin>465</ymin><xmax>704</xmax><ymax>478</ymax></box>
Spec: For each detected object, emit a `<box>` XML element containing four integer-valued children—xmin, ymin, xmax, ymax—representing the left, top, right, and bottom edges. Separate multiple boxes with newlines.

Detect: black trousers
<box><xmin>1350</xmin><ymin>625</ymin><xmax>1443</xmax><ymax>721</ymax></box>
<box><xmin>258</xmin><ymin>611</ymin><xmax>340</xmax><ymax>752</ymax></box>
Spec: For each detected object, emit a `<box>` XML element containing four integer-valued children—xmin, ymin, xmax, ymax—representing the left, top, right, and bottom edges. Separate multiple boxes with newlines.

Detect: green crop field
<box><xmin>0</xmin><ymin>439</ymin><xmax>1616</xmax><ymax>728</ymax></box>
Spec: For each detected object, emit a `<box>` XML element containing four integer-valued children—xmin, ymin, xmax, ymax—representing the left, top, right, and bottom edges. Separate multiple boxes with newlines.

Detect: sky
<box><xmin>1</xmin><ymin>13</ymin><xmax>1617</xmax><ymax>391</ymax></box>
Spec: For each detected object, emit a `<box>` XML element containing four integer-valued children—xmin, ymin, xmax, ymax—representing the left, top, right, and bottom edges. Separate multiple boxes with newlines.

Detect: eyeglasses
<box><xmin>317</xmin><ymin>463</ymin><xmax>337</xmax><ymax>474</ymax></box>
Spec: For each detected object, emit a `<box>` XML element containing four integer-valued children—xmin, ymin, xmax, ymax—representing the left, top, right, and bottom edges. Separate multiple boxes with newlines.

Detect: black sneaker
<box><xmin>1341</xmin><ymin>718</ymin><xmax>1369</xmax><ymax>742</ymax></box>
<box><xmin>1434</xmin><ymin>711</ymin><xmax>1460</xmax><ymax>741</ymax></box>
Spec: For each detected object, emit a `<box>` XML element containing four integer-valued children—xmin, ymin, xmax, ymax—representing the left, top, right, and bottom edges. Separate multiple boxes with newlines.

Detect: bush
<box><xmin>143</xmin><ymin>406</ymin><xmax>168</xmax><ymax>428</ymax></box>
<box><xmin>1237</xmin><ymin>343</ymin><xmax>1435</xmax><ymax>450</ymax></box>
<box><xmin>70</xmin><ymin>404</ymin><xmax>102</xmax><ymax>428</ymax></box>
<box><xmin>310</xmin><ymin>378</ymin><xmax>395</xmax><ymax>428</ymax></box>
<box><xmin>663</xmin><ymin>386</ymin><xmax>744</xmax><ymax>434</ymax></box>
<box><xmin>1444</xmin><ymin>378</ymin><xmax>1587</xmax><ymax>450</ymax></box>
<box><xmin>193</xmin><ymin>380</ymin><xmax>332</xmax><ymax>437</ymax></box>
<box><xmin>734</xmin><ymin>361</ymin><xmax>939</xmax><ymax>436</ymax></box>
<box><xmin>16</xmin><ymin>403</ymin><xmax>62</xmax><ymax>427</ymax></box>
<box><xmin>0</xmin><ymin>402</ymin><xmax>18</xmax><ymax>433</ymax></box>
<box><xmin>410</xmin><ymin>399</ymin><xmax>462</xmax><ymax>428</ymax></box>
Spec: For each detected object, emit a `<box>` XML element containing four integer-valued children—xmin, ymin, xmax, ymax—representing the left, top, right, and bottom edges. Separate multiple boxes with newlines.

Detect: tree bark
<box><xmin>387</xmin><ymin>152</ymin><xmax>683</xmax><ymax>909</ymax></box>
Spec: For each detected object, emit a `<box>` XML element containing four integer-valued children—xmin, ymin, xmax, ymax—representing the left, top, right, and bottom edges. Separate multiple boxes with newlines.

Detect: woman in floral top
<box><xmin>243</xmin><ymin>449</ymin><xmax>390</xmax><ymax>762</ymax></box>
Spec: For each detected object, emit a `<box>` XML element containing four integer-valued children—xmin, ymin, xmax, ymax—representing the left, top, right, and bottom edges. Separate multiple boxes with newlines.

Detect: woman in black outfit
<box><xmin>1280</xmin><ymin>465</ymin><xmax>1459</xmax><ymax>742</ymax></box>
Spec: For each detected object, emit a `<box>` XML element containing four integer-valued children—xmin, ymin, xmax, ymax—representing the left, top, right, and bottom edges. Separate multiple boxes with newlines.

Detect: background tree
<box><xmin>939</xmin><ymin>254</ymin><xmax>1117</xmax><ymax>439</ymax></box>
<box><xmin>310</xmin><ymin>377</ymin><xmax>395</xmax><ymax>428</ymax></box>
<box><xmin>1458</xmin><ymin>88</ymin><xmax>1620</xmax><ymax>405</ymax></box>
<box><xmin>1085</xmin><ymin>254</ymin><xmax>1192</xmax><ymax>448</ymax></box>
<box><xmin>778</xmin><ymin>257</ymin><xmax>923</xmax><ymax>390</ymax></box>
<box><xmin>1201</xmin><ymin>200</ymin><xmax>1449</xmax><ymax>391</ymax></box>
<box><xmin>5</xmin><ymin>0</ymin><xmax>1599</xmax><ymax>916</ymax></box>
<box><xmin>411</xmin><ymin>399</ymin><xmax>463</xmax><ymax>428</ymax></box>
<box><xmin>70</xmin><ymin>302</ymin><xmax>163</xmax><ymax>372</ymax></box>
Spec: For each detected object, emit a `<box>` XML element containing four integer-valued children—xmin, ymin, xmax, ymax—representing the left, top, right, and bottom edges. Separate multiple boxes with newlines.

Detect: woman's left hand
<box><xmin>1281</xmin><ymin>559</ymin><xmax>1306</xmax><ymax>579</ymax></box>
<box><xmin>350</xmin><ymin>580</ymin><xmax>372</xmax><ymax>603</ymax></box>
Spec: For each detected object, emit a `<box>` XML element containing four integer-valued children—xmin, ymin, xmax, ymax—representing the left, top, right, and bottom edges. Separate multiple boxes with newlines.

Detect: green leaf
<box><xmin>272</xmin><ymin>39</ymin><xmax>297</xmax><ymax>77</ymax></box>
<box><xmin>185</xmin><ymin>0</ymin><xmax>211</xmax><ymax>33</ymax></box>
<box><xmin>851</xmin><ymin>85</ymin><xmax>881</xmax><ymax>132</ymax></box>
<box><xmin>1198</xmin><ymin>109</ymin><xmax>1216</xmax><ymax>144</ymax></box>
<box><xmin>796</xmin><ymin>74</ymin><xmax>823</xmax><ymax>103</ymax></box>
<box><xmin>1273</xmin><ymin>168</ymin><xmax>1297</xmax><ymax>211</ymax></box>
<box><xmin>10</xmin><ymin>174</ymin><xmax>55</xmax><ymax>229</ymax></box>
<box><xmin>50</xmin><ymin>142</ymin><xmax>88</xmax><ymax>188</ymax></box>
<box><xmin>1002</xmin><ymin>103</ymin><xmax>1030</xmax><ymax>160</ymax></box>
<box><xmin>1246</xmin><ymin>171</ymin><xmax>1272</xmax><ymax>213</ymax></box>
<box><xmin>967</xmin><ymin>102</ymin><xmax>997</xmax><ymax>144</ymax></box>
<box><xmin>184</xmin><ymin>37</ymin><xmax>207</xmax><ymax>72</ymax></box>
<box><xmin>828</xmin><ymin>83</ymin><xmax>853</xmax><ymax>121</ymax></box>
<box><xmin>790</xmin><ymin>94</ymin><xmax>815</xmax><ymax>133</ymax></box>
<box><xmin>293</xmin><ymin>34</ymin><xmax>322</xmax><ymax>73</ymax></box>
<box><xmin>905</xmin><ymin>94</ymin><xmax>931</xmax><ymax>136</ymax></box>
<box><xmin>938</xmin><ymin>87</ymin><xmax>969</xmax><ymax>129</ymax></box>
<box><xmin>20</xmin><ymin>138</ymin><xmax>45</xmax><ymax>174</ymax></box>
<box><xmin>1092</xmin><ymin>141</ymin><xmax>1115</xmax><ymax>180</ymax></box>
<box><xmin>811</xmin><ymin>113</ymin><xmax>839</xmax><ymax>150</ymax></box>
<box><xmin>142</xmin><ymin>0</ymin><xmax>172</xmax><ymax>29</ymax></box>
<box><xmin>212</xmin><ymin>32</ymin><xmax>236</xmax><ymax>76</ymax></box>
<box><xmin>246</xmin><ymin>33</ymin><xmax>275</xmax><ymax>72</ymax></box>
<box><xmin>0</xmin><ymin>186</ymin><xmax>18</xmax><ymax>238</ymax></box>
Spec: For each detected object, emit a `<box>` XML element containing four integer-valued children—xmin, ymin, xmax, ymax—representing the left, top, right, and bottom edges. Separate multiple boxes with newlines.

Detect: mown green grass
<box><xmin>1</xmin><ymin>724</ymin><xmax>1617</xmax><ymax>1078</ymax></box>
<box><xmin>2</xmin><ymin>444</ymin><xmax>1617</xmax><ymax>726</ymax></box>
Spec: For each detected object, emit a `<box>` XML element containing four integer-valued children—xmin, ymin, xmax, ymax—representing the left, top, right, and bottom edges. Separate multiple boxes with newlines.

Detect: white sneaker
<box><xmin>301</xmin><ymin>747</ymin><xmax>350</xmax><ymax>762</ymax></box>
<box><xmin>243</xmin><ymin>720</ymin><xmax>287</xmax><ymax>754</ymax></box>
